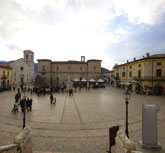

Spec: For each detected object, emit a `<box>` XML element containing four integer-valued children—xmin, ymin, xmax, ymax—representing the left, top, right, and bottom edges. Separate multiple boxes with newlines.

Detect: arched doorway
<box><xmin>2</xmin><ymin>80</ymin><xmax>6</xmax><ymax>88</ymax></box>
<box><xmin>20</xmin><ymin>74</ymin><xmax>24</xmax><ymax>86</ymax></box>
<box><xmin>154</xmin><ymin>84</ymin><xmax>164</xmax><ymax>95</ymax></box>
<box><xmin>135</xmin><ymin>83</ymin><xmax>143</xmax><ymax>93</ymax></box>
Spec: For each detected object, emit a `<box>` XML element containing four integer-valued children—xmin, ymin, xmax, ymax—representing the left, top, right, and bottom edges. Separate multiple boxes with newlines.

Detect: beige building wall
<box><xmin>37</xmin><ymin>58</ymin><xmax>102</xmax><ymax>87</ymax></box>
<box><xmin>114</xmin><ymin>56</ymin><xmax>165</xmax><ymax>95</ymax></box>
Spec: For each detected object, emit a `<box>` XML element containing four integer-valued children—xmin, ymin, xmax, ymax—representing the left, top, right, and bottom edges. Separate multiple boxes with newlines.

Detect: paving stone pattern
<box><xmin>0</xmin><ymin>86</ymin><xmax>165</xmax><ymax>153</ymax></box>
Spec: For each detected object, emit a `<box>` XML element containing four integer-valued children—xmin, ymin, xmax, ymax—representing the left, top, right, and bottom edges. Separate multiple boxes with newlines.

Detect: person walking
<box><xmin>50</xmin><ymin>93</ymin><xmax>53</xmax><ymax>104</ymax></box>
<box><xmin>20</xmin><ymin>99</ymin><xmax>25</xmax><ymax>113</ymax></box>
<box><xmin>29</xmin><ymin>98</ymin><xmax>33</xmax><ymax>111</ymax></box>
<box><xmin>26</xmin><ymin>98</ymin><xmax>30</xmax><ymax>111</ymax></box>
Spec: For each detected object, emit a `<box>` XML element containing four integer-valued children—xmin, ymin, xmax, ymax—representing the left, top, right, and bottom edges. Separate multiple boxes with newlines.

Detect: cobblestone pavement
<box><xmin>0</xmin><ymin>86</ymin><xmax>165</xmax><ymax>153</ymax></box>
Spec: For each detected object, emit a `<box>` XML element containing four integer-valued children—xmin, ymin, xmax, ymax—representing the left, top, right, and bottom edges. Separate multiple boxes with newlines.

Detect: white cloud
<box><xmin>0</xmin><ymin>0</ymin><xmax>165</xmax><ymax>69</ymax></box>
<box><xmin>113</xmin><ymin>0</ymin><xmax>165</xmax><ymax>25</ymax></box>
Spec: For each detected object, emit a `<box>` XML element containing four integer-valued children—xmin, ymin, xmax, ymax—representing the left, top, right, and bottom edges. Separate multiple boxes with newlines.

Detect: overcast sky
<box><xmin>0</xmin><ymin>0</ymin><xmax>165</xmax><ymax>69</ymax></box>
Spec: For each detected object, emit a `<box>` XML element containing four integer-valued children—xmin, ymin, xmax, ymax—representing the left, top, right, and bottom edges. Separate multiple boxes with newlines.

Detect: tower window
<box><xmin>26</xmin><ymin>54</ymin><xmax>28</xmax><ymax>60</ymax></box>
<box><xmin>68</xmin><ymin>66</ymin><xmax>71</xmax><ymax>70</ymax></box>
<box><xmin>80</xmin><ymin>67</ymin><xmax>82</xmax><ymax>71</ymax></box>
<box><xmin>93</xmin><ymin>66</ymin><xmax>96</xmax><ymax>70</ymax></box>
<box><xmin>42</xmin><ymin>66</ymin><xmax>46</xmax><ymax>75</ymax></box>
<box><xmin>56</xmin><ymin>67</ymin><xmax>59</xmax><ymax>71</ymax></box>
<box><xmin>31</xmin><ymin>55</ymin><xmax>33</xmax><ymax>61</ymax></box>
<box><xmin>20</xmin><ymin>66</ymin><xmax>24</xmax><ymax>71</ymax></box>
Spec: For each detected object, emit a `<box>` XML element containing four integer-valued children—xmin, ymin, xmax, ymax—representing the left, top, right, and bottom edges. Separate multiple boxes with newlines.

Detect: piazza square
<box><xmin>0</xmin><ymin>86</ymin><xmax>165</xmax><ymax>153</ymax></box>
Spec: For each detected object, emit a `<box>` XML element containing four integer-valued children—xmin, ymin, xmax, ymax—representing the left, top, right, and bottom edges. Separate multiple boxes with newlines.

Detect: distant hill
<box><xmin>34</xmin><ymin>63</ymin><xmax>38</xmax><ymax>75</ymax></box>
<box><xmin>0</xmin><ymin>61</ymin><xmax>10</xmax><ymax>64</ymax></box>
<box><xmin>101</xmin><ymin>67</ymin><xmax>109</xmax><ymax>73</ymax></box>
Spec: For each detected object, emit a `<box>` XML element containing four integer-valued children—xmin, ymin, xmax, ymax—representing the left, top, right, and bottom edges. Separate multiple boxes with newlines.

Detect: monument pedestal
<box><xmin>139</xmin><ymin>140</ymin><xmax>161</xmax><ymax>150</ymax></box>
<box><xmin>139</xmin><ymin>104</ymin><xmax>162</xmax><ymax>150</ymax></box>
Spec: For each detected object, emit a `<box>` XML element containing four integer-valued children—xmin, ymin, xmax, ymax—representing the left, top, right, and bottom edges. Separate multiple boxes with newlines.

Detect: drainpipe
<box><xmin>152</xmin><ymin>59</ymin><xmax>154</xmax><ymax>90</ymax></box>
<box><xmin>126</xmin><ymin>64</ymin><xmax>128</xmax><ymax>83</ymax></box>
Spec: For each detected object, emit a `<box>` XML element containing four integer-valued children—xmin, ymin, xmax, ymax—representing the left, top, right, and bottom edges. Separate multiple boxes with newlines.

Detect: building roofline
<box><xmin>37</xmin><ymin>59</ymin><xmax>102</xmax><ymax>63</ymax></box>
<box><xmin>37</xmin><ymin>59</ymin><xmax>52</xmax><ymax>62</ymax></box>
<box><xmin>52</xmin><ymin>61</ymin><xmax>87</xmax><ymax>64</ymax></box>
<box><xmin>114</xmin><ymin>55</ymin><xmax>165</xmax><ymax>68</ymax></box>
<box><xmin>87</xmin><ymin>59</ymin><xmax>102</xmax><ymax>62</ymax></box>
<box><xmin>24</xmin><ymin>50</ymin><xmax>34</xmax><ymax>54</ymax></box>
<box><xmin>0</xmin><ymin>65</ymin><xmax>12</xmax><ymax>69</ymax></box>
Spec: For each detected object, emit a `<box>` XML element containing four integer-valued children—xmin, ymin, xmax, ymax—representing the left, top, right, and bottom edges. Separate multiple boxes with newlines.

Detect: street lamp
<box><xmin>21</xmin><ymin>87</ymin><xmax>28</xmax><ymax>129</ymax></box>
<box><xmin>123</xmin><ymin>88</ymin><xmax>131</xmax><ymax>138</ymax></box>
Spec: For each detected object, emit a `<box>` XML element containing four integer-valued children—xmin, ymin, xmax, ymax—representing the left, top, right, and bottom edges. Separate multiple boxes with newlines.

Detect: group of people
<box><xmin>12</xmin><ymin>97</ymin><xmax>33</xmax><ymax>113</ymax></box>
<box><xmin>20</xmin><ymin>98</ymin><xmax>33</xmax><ymax>112</ymax></box>
<box><xmin>12</xmin><ymin>88</ymin><xmax>33</xmax><ymax>113</ymax></box>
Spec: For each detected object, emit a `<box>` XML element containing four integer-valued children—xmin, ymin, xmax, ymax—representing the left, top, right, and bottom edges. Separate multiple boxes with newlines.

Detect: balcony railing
<box><xmin>133</xmin><ymin>76</ymin><xmax>165</xmax><ymax>81</ymax></box>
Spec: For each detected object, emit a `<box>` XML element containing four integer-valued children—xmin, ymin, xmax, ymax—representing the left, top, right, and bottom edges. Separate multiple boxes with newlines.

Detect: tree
<box><xmin>34</xmin><ymin>75</ymin><xmax>49</xmax><ymax>87</ymax></box>
<box><xmin>114</xmin><ymin>63</ymin><xmax>119</xmax><ymax>67</ymax></box>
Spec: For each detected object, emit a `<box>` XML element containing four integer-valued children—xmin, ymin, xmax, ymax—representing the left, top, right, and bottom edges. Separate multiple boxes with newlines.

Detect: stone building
<box><xmin>0</xmin><ymin>65</ymin><xmax>12</xmax><ymax>88</ymax></box>
<box><xmin>10</xmin><ymin>50</ymin><xmax>34</xmax><ymax>87</ymax></box>
<box><xmin>37</xmin><ymin>56</ymin><xmax>102</xmax><ymax>87</ymax></box>
<box><xmin>113</xmin><ymin>53</ymin><xmax>165</xmax><ymax>95</ymax></box>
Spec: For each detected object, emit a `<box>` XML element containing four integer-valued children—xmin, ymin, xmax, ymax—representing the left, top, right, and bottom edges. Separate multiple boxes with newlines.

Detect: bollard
<box><xmin>107</xmin><ymin>125</ymin><xmax>119</xmax><ymax>153</ymax></box>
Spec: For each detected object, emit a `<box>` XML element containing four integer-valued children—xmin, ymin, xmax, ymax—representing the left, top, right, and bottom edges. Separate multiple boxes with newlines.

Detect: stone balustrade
<box><xmin>0</xmin><ymin>126</ymin><xmax>32</xmax><ymax>153</ymax></box>
<box><xmin>0</xmin><ymin>144</ymin><xmax>17</xmax><ymax>153</ymax></box>
<box><xmin>112</xmin><ymin>130</ymin><xmax>143</xmax><ymax>153</ymax></box>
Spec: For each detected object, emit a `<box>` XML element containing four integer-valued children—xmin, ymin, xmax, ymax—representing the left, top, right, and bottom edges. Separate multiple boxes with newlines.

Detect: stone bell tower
<box><xmin>23</xmin><ymin>50</ymin><xmax>34</xmax><ymax>82</ymax></box>
<box><xmin>24</xmin><ymin>50</ymin><xmax>34</xmax><ymax>68</ymax></box>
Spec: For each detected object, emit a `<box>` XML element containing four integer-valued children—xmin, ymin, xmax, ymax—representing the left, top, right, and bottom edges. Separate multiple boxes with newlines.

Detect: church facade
<box><xmin>37</xmin><ymin>56</ymin><xmax>102</xmax><ymax>87</ymax></box>
<box><xmin>10</xmin><ymin>50</ymin><xmax>34</xmax><ymax>87</ymax></box>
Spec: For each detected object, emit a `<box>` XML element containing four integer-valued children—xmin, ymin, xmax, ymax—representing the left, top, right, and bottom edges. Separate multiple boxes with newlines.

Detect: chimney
<box><xmin>134</xmin><ymin>57</ymin><xmax>136</xmax><ymax>61</ymax></box>
<box><xmin>81</xmin><ymin>56</ymin><xmax>85</xmax><ymax>62</ymax></box>
<box><xmin>146</xmin><ymin>52</ymin><xmax>150</xmax><ymax>57</ymax></box>
<box><xmin>127</xmin><ymin>60</ymin><xmax>129</xmax><ymax>63</ymax></box>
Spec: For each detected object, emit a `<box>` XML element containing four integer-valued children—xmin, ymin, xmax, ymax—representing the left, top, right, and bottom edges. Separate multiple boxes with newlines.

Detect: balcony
<box><xmin>133</xmin><ymin>76</ymin><xmax>165</xmax><ymax>81</ymax></box>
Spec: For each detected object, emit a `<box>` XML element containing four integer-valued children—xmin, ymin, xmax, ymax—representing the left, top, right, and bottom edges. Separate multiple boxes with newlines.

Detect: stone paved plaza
<box><xmin>0</xmin><ymin>86</ymin><xmax>165</xmax><ymax>153</ymax></box>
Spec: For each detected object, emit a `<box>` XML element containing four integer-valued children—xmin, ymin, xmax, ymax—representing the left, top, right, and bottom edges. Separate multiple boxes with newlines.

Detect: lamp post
<box><xmin>21</xmin><ymin>87</ymin><xmax>28</xmax><ymax>129</ymax></box>
<box><xmin>123</xmin><ymin>88</ymin><xmax>131</xmax><ymax>138</ymax></box>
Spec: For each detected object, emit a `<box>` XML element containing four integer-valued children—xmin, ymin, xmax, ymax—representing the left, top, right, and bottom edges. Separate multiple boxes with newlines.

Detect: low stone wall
<box><xmin>112</xmin><ymin>130</ymin><xmax>143</xmax><ymax>153</ymax></box>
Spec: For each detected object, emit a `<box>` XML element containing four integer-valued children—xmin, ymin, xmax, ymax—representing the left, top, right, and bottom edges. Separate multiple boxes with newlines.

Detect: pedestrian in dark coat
<box><xmin>29</xmin><ymin>99</ymin><xmax>32</xmax><ymax>111</ymax></box>
<box><xmin>26</xmin><ymin>98</ymin><xmax>30</xmax><ymax>111</ymax></box>
<box><xmin>20</xmin><ymin>99</ymin><xmax>25</xmax><ymax>113</ymax></box>
<box><xmin>50</xmin><ymin>93</ymin><xmax>53</xmax><ymax>104</ymax></box>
